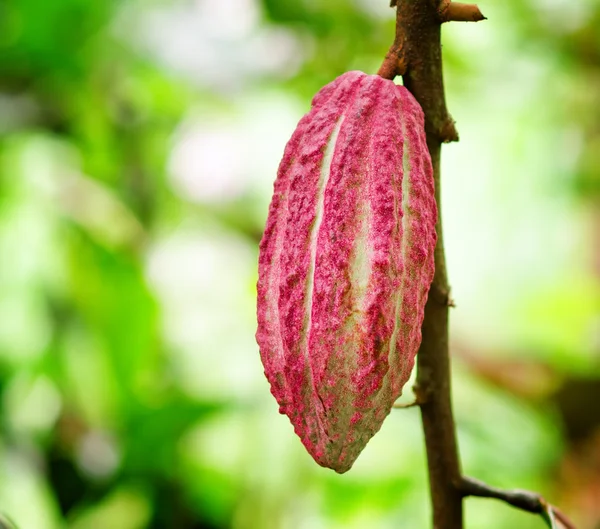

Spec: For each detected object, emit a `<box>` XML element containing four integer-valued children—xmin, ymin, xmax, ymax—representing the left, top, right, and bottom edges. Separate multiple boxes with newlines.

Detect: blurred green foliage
<box><xmin>0</xmin><ymin>0</ymin><xmax>599</xmax><ymax>528</ymax></box>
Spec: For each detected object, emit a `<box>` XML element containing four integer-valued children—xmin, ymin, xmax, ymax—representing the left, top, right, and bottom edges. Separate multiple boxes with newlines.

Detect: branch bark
<box><xmin>378</xmin><ymin>1</ymin><xmax>481</xmax><ymax>527</ymax></box>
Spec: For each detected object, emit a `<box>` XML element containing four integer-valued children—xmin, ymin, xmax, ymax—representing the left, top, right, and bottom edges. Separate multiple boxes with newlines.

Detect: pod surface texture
<box><xmin>256</xmin><ymin>71</ymin><xmax>437</xmax><ymax>473</ymax></box>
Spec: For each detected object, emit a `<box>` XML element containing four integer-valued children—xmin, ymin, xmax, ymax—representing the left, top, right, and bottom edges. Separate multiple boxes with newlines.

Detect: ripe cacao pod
<box><xmin>256</xmin><ymin>71</ymin><xmax>437</xmax><ymax>473</ymax></box>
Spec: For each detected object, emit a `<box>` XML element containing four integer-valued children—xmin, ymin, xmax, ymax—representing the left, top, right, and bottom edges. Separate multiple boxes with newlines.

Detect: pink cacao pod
<box><xmin>256</xmin><ymin>71</ymin><xmax>437</xmax><ymax>473</ymax></box>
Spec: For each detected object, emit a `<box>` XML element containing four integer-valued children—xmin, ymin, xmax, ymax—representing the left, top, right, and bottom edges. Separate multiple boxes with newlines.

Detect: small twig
<box><xmin>393</xmin><ymin>385</ymin><xmax>430</xmax><ymax>409</ymax></box>
<box><xmin>460</xmin><ymin>477</ymin><xmax>576</xmax><ymax>529</ymax></box>
<box><xmin>438</xmin><ymin>1</ymin><xmax>486</xmax><ymax>23</ymax></box>
<box><xmin>460</xmin><ymin>476</ymin><xmax>543</xmax><ymax>512</ymax></box>
<box><xmin>393</xmin><ymin>400</ymin><xmax>419</xmax><ymax>409</ymax></box>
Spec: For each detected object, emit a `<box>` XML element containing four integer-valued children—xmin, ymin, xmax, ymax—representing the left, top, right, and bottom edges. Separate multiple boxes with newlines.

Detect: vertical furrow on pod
<box><xmin>307</xmin><ymin>74</ymin><xmax>375</xmax><ymax>466</ymax></box>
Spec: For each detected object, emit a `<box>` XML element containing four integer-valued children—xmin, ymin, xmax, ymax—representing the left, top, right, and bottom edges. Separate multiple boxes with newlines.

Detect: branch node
<box><xmin>429</xmin><ymin>283</ymin><xmax>455</xmax><ymax>308</ymax></box>
<box><xmin>438</xmin><ymin>1</ymin><xmax>487</xmax><ymax>23</ymax></box>
<box><xmin>438</xmin><ymin>117</ymin><xmax>460</xmax><ymax>143</ymax></box>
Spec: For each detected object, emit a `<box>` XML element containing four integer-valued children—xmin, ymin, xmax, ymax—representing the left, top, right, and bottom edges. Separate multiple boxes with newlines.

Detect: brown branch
<box><xmin>379</xmin><ymin>4</ymin><xmax>570</xmax><ymax>529</ymax></box>
<box><xmin>438</xmin><ymin>1</ymin><xmax>486</xmax><ymax>22</ymax></box>
<box><xmin>379</xmin><ymin>1</ymin><xmax>465</xmax><ymax>527</ymax></box>
<box><xmin>460</xmin><ymin>477</ymin><xmax>576</xmax><ymax>529</ymax></box>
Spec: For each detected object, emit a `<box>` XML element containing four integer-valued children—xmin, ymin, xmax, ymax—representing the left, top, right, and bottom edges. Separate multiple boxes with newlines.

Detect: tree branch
<box><xmin>460</xmin><ymin>477</ymin><xmax>577</xmax><ymax>529</ymax></box>
<box><xmin>378</xmin><ymin>1</ymin><xmax>484</xmax><ymax>527</ymax></box>
<box><xmin>378</xmin><ymin>3</ymin><xmax>576</xmax><ymax>529</ymax></box>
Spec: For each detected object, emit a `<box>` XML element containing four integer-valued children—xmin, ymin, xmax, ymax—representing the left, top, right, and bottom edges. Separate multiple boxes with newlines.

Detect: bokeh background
<box><xmin>0</xmin><ymin>0</ymin><xmax>599</xmax><ymax>527</ymax></box>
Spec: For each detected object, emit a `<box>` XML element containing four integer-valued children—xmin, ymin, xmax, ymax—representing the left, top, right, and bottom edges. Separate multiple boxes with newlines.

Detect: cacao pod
<box><xmin>256</xmin><ymin>71</ymin><xmax>436</xmax><ymax>473</ymax></box>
